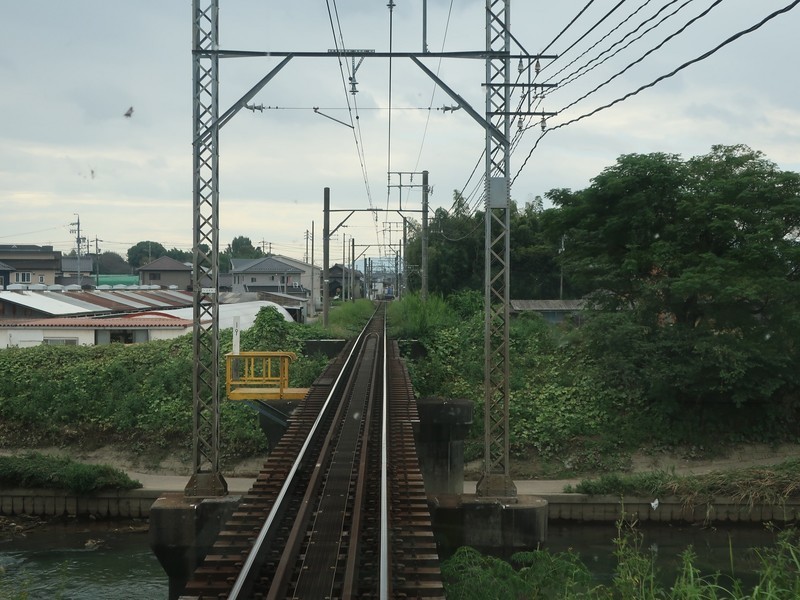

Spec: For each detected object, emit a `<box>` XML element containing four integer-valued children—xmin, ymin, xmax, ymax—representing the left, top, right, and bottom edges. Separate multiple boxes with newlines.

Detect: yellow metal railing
<box><xmin>226</xmin><ymin>351</ymin><xmax>302</xmax><ymax>400</ymax></box>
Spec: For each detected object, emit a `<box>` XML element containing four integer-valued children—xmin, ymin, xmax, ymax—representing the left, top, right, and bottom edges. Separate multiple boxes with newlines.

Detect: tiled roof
<box><xmin>230</xmin><ymin>257</ymin><xmax>302</xmax><ymax>274</ymax></box>
<box><xmin>137</xmin><ymin>256</ymin><xmax>192</xmax><ymax>271</ymax></box>
<box><xmin>0</xmin><ymin>316</ymin><xmax>193</xmax><ymax>329</ymax></box>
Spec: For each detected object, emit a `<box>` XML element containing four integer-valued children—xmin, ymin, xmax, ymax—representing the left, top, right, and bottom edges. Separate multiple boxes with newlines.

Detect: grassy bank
<box><xmin>564</xmin><ymin>460</ymin><xmax>800</xmax><ymax>509</ymax></box>
<box><xmin>0</xmin><ymin>452</ymin><xmax>141</xmax><ymax>494</ymax></box>
<box><xmin>442</xmin><ymin>525</ymin><xmax>800</xmax><ymax>599</ymax></box>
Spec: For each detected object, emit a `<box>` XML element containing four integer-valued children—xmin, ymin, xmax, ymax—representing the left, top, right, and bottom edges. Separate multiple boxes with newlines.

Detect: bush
<box><xmin>0</xmin><ymin>452</ymin><xmax>141</xmax><ymax>493</ymax></box>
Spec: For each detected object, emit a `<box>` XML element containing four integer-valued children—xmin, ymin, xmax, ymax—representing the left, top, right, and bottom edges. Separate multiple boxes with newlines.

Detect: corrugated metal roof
<box><xmin>43</xmin><ymin>291</ymin><xmax>107</xmax><ymax>311</ymax></box>
<box><xmin>0</xmin><ymin>289</ymin><xmax>194</xmax><ymax>318</ymax></box>
<box><xmin>89</xmin><ymin>290</ymin><xmax>151</xmax><ymax>309</ymax></box>
<box><xmin>0</xmin><ymin>291</ymin><xmax>94</xmax><ymax>315</ymax></box>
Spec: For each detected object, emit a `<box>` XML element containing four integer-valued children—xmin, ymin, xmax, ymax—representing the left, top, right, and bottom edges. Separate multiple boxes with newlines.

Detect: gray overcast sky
<box><xmin>2</xmin><ymin>1</ymin><xmax>798</xmax><ymax>264</ymax></box>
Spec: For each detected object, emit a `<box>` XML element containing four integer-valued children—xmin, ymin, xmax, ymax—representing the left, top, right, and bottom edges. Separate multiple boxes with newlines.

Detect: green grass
<box><xmin>0</xmin><ymin>452</ymin><xmax>141</xmax><ymax>494</ymax></box>
<box><xmin>565</xmin><ymin>459</ymin><xmax>800</xmax><ymax>510</ymax></box>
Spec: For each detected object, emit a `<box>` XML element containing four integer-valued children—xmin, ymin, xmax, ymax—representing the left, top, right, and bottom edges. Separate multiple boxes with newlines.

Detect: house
<box><xmin>0</xmin><ymin>245</ymin><xmax>62</xmax><ymax>287</ymax></box>
<box><xmin>138</xmin><ymin>256</ymin><xmax>192</xmax><ymax>290</ymax></box>
<box><xmin>0</xmin><ymin>314</ymin><xmax>195</xmax><ymax>347</ymax></box>
<box><xmin>59</xmin><ymin>256</ymin><xmax>96</xmax><ymax>287</ymax></box>
<box><xmin>0</xmin><ymin>288</ymin><xmax>292</xmax><ymax>348</ymax></box>
<box><xmin>230</xmin><ymin>256</ymin><xmax>305</xmax><ymax>295</ymax></box>
<box><xmin>271</xmin><ymin>255</ymin><xmax>321</xmax><ymax>313</ymax></box>
<box><xmin>326</xmin><ymin>263</ymin><xmax>364</xmax><ymax>300</ymax></box>
<box><xmin>510</xmin><ymin>299</ymin><xmax>586</xmax><ymax>325</ymax></box>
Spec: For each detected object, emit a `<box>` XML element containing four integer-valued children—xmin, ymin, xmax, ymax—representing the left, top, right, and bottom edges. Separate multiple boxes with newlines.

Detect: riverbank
<box><xmin>1</xmin><ymin>443</ymin><xmax>799</xmax><ymax>523</ymax></box>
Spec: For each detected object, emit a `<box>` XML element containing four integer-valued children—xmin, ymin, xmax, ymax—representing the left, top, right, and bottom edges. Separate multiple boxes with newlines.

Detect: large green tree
<box><xmin>547</xmin><ymin>145</ymin><xmax>800</xmax><ymax>410</ymax></box>
<box><xmin>127</xmin><ymin>241</ymin><xmax>167</xmax><ymax>269</ymax></box>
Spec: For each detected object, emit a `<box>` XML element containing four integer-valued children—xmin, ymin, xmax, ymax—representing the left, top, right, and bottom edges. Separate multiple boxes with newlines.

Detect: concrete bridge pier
<box><xmin>415</xmin><ymin>396</ymin><xmax>548</xmax><ymax>550</ymax></box>
<box><xmin>415</xmin><ymin>396</ymin><xmax>473</xmax><ymax>495</ymax></box>
<box><xmin>150</xmin><ymin>493</ymin><xmax>240</xmax><ymax>600</ymax></box>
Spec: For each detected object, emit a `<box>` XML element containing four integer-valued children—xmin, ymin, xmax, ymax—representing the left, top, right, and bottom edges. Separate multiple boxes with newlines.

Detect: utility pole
<box><xmin>310</xmin><ymin>222</ymin><xmax>316</xmax><ymax>316</ymax></box>
<box><xmin>351</xmin><ymin>236</ymin><xmax>356</xmax><ymax>302</ymax></box>
<box><xmin>70</xmin><ymin>214</ymin><xmax>84</xmax><ymax>288</ymax></box>
<box><xmin>94</xmin><ymin>236</ymin><xmax>103</xmax><ymax>285</ymax></box>
<box><xmin>323</xmin><ymin>188</ymin><xmax>330</xmax><ymax>327</ymax></box>
<box><xmin>422</xmin><ymin>170</ymin><xmax>429</xmax><ymax>301</ymax></box>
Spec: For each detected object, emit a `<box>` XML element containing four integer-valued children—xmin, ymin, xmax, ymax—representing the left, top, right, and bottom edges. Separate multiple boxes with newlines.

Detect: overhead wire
<box><xmin>543</xmin><ymin>0</ymin><xmax>667</xmax><ymax>86</ymax></box>
<box><xmin>324</xmin><ymin>0</ymin><xmax>383</xmax><ymax>254</ymax></box>
<box><xmin>553</xmin><ymin>0</ymin><xmax>726</xmax><ymax>116</ymax></box>
<box><xmin>545</xmin><ymin>0</ymin><xmax>695</xmax><ymax>94</ymax></box>
<box><xmin>511</xmin><ymin>0</ymin><xmax>800</xmax><ymax>184</ymax></box>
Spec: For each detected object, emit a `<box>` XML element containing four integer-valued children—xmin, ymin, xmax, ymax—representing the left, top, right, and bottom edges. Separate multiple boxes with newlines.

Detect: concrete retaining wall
<box><xmin>0</xmin><ymin>488</ymin><xmax>160</xmax><ymax>518</ymax></box>
<box><xmin>3</xmin><ymin>489</ymin><xmax>799</xmax><ymax>524</ymax></box>
<box><xmin>544</xmin><ymin>494</ymin><xmax>800</xmax><ymax>523</ymax></box>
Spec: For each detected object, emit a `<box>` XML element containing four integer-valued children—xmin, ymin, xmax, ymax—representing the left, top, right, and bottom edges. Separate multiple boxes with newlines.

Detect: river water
<box><xmin>0</xmin><ymin>519</ymin><xmax>167</xmax><ymax>599</ymax></box>
<box><xmin>0</xmin><ymin>518</ymin><xmax>783</xmax><ymax>598</ymax></box>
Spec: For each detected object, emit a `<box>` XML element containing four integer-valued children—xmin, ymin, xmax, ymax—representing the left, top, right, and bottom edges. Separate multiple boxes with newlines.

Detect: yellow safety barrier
<box><xmin>225</xmin><ymin>351</ymin><xmax>309</xmax><ymax>401</ymax></box>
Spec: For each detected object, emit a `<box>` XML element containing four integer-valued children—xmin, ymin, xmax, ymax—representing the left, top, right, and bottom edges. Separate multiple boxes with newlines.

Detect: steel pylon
<box><xmin>477</xmin><ymin>0</ymin><xmax>516</xmax><ymax>498</ymax></box>
<box><xmin>187</xmin><ymin>0</ymin><xmax>227</xmax><ymax>497</ymax></box>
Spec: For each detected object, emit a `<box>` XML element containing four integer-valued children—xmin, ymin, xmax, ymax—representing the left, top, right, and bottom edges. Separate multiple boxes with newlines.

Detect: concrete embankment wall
<box><xmin>543</xmin><ymin>494</ymin><xmax>800</xmax><ymax>523</ymax></box>
<box><xmin>0</xmin><ymin>488</ymin><xmax>160</xmax><ymax>518</ymax></box>
<box><xmin>2</xmin><ymin>488</ymin><xmax>799</xmax><ymax>524</ymax></box>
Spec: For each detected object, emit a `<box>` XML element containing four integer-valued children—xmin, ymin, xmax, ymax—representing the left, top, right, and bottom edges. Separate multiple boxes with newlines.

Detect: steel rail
<box><xmin>228</xmin><ymin>309</ymin><xmax>378</xmax><ymax>600</ymax></box>
<box><xmin>380</xmin><ymin>313</ymin><xmax>390</xmax><ymax>599</ymax></box>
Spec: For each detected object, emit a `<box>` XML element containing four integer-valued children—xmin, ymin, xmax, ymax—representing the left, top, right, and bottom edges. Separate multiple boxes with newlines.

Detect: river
<box><xmin>0</xmin><ymin>518</ymin><xmax>784</xmax><ymax>598</ymax></box>
<box><xmin>0</xmin><ymin>519</ymin><xmax>167</xmax><ymax>599</ymax></box>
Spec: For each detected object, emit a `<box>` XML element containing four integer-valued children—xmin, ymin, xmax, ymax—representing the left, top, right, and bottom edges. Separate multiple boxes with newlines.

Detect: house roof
<box><xmin>328</xmin><ymin>263</ymin><xmax>363</xmax><ymax>278</ymax></box>
<box><xmin>0</xmin><ymin>315</ymin><xmax>193</xmax><ymax>329</ymax></box>
<box><xmin>138</xmin><ymin>256</ymin><xmax>192</xmax><ymax>272</ymax></box>
<box><xmin>0</xmin><ymin>244</ymin><xmax>55</xmax><ymax>252</ymax></box>
<box><xmin>0</xmin><ymin>289</ymin><xmax>193</xmax><ymax>318</ymax></box>
<box><xmin>0</xmin><ymin>260</ymin><xmax>14</xmax><ymax>271</ymax></box>
<box><xmin>61</xmin><ymin>257</ymin><xmax>95</xmax><ymax>273</ymax></box>
<box><xmin>230</xmin><ymin>256</ymin><xmax>302</xmax><ymax>274</ymax></box>
<box><xmin>2</xmin><ymin>258</ymin><xmax>61</xmax><ymax>270</ymax></box>
<box><xmin>147</xmin><ymin>300</ymin><xmax>293</xmax><ymax>328</ymax></box>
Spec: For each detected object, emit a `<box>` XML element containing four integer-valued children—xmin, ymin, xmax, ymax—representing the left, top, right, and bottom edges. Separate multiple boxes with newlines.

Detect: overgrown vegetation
<box><xmin>441</xmin><ymin>525</ymin><xmax>800</xmax><ymax>599</ymax></box>
<box><xmin>565</xmin><ymin>459</ymin><xmax>800</xmax><ymax>509</ymax></box>
<box><xmin>0</xmin><ymin>304</ymin><xmax>372</xmax><ymax>471</ymax></box>
<box><xmin>400</xmin><ymin>146</ymin><xmax>800</xmax><ymax>472</ymax></box>
<box><xmin>0</xmin><ymin>452</ymin><xmax>141</xmax><ymax>494</ymax></box>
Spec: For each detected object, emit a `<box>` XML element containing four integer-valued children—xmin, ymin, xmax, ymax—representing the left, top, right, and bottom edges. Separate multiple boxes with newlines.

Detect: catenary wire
<box><xmin>511</xmin><ymin>0</ymin><xmax>800</xmax><ymax>184</ymax></box>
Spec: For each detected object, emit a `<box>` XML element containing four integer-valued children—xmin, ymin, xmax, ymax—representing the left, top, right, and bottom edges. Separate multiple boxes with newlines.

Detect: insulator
<box><xmin>535</xmin><ymin>59</ymin><xmax>541</xmax><ymax>74</ymax></box>
<box><xmin>518</xmin><ymin>58</ymin><xmax>524</xmax><ymax>74</ymax></box>
<box><xmin>540</xmin><ymin>116</ymin><xmax>546</xmax><ymax>131</ymax></box>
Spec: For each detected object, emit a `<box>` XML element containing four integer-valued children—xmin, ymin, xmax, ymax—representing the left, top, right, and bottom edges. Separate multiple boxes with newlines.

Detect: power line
<box><xmin>554</xmin><ymin>0</ymin><xmax>726</xmax><ymax>116</ymax></box>
<box><xmin>511</xmin><ymin>0</ymin><xmax>800</xmax><ymax>184</ymax></box>
<box><xmin>547</xmin><ymin>0</ymin><xmax>694</xmax><ymax>93</ymax></box>
<box><xmin>556</xmin><ymin>0</ymin><xmax>800</xmax><ymax>129</ymax></box>
<box><xmin>538</xmin><ymin>0</ymin><xmax>598</xmax><ymax>57</ymax></box>
<box><xmin>543</xmin><ymin>0</ymin><xmax>665</xmax><ymax>86</ymax></box>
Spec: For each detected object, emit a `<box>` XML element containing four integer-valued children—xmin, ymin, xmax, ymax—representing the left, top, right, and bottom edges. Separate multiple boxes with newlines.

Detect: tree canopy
<box><xmin>547</xmin><ymin>144</ymin><xmax>800</xmax><ymax>409</ymax></box>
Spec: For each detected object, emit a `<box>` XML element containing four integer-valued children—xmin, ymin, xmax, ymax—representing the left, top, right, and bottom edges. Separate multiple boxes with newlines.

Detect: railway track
<box><xmin>180</xmin><ymin>305</ymin><xmax>444</xmax><ymax>599</ymax></box>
